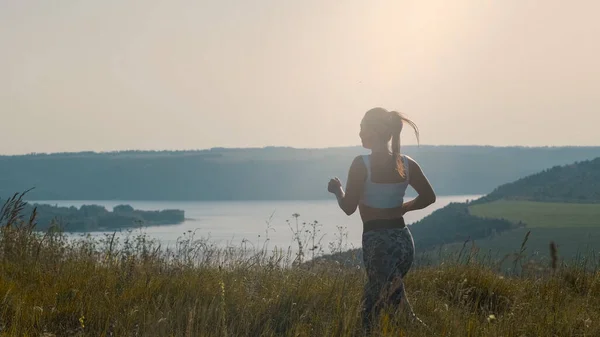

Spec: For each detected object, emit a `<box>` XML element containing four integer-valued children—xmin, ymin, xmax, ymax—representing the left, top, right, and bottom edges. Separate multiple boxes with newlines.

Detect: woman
<box><xmin>327</xmin><ymin>107</ymin><xmax>436</xmax><ymax>332</ymax></box>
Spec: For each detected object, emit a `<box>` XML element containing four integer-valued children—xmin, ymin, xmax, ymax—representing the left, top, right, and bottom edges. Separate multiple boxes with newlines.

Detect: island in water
<box><xmin>11</xmin><ymin>201</ymin><xmax>185</xmax><ymax>232</ymax></box>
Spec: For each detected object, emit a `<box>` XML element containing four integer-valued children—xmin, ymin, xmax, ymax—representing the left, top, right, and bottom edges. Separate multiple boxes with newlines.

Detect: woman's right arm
<box><xmin>328</xmin><ymin>156</ymin><xmax>366</xmax><ymax>216</ymax></box>
<box><xmin>402</xmin><ymin>157</ymin><xmax>436</xmax><ymax>215</ymax></box>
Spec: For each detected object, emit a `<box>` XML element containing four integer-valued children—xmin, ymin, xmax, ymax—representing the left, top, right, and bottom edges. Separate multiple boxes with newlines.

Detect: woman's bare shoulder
<box><xmin>349</xmin><ymin>155</ymin><xmax>367</xmax><ymax>174</ymax></box>
<box><xmin>403</xmin><ymin>154</ymin><xmax>418</xmax><ymax>165</ymax></box>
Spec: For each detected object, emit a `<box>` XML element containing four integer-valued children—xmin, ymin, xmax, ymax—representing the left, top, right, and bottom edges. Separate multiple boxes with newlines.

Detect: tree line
<box><xmin>2</xmin><ymin>146</ymin><xmax>600</xmax><ymax>201</ymax></box>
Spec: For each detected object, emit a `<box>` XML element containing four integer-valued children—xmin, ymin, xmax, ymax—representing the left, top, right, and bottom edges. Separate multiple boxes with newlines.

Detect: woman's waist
<box><xmin>362</xmin><ymin>217</ymin><xmax>406</xmax><ymax>233</ymax></box>
<box><xmin>359</xmin><ymin>203</ymin><xmax>404</xmax><ymax>221</ymax></box>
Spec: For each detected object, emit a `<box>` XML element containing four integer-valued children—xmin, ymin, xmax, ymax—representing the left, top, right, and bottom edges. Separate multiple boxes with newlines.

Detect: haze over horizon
<box><xmin>2</xmin><ymin>0</ymin><xmax>599</xmax><ymax>155</ymax></box>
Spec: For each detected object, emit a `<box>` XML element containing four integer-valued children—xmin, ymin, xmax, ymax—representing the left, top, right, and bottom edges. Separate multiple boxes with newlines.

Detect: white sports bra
<box><xmin>359</xmin><ymin>155</ymin><xmax>410</xmax><ymax>209</ymax></box>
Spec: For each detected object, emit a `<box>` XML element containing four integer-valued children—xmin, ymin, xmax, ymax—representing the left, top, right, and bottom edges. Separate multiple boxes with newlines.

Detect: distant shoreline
<box><xmin>14</xmin><ymin>201</ymin><xmax>186</xmax><ymax>232</ymax></box>
<box><xmin>4</xmin><ymin>144</ymin><xmax>600</xmax><ymax>157</ymax></box>
<box><xmin>3</xmin><ymin>146</ymin><xmax>600</xmax><ymax>201</ymax></box>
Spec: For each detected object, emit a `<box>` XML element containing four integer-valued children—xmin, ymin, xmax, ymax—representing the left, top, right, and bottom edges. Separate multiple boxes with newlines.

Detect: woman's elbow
<box><xmin>426</xmin><ymin>193</ymin><xmax>436</xmax><ymax>206</ymax></box>
<box><xmin>342</xmin><ymin>205</ymin><xmax>357</xmax><ymax>216</ymax></box>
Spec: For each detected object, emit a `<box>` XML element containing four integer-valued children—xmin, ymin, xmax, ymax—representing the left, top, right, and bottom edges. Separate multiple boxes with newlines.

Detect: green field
<box><xmin>419</xmin><ymin>200</ymin><xmax>600</xmax><ymax>266</ymax></box>
<box><xmin>426</xmin><ymin>227</ymin><xmax>600</xmax><ymax>265</ymax></box>
<box><xmin>469</xmin><ymin>200</ymin><xmax>600</xmax><ymax>228</ymax></box>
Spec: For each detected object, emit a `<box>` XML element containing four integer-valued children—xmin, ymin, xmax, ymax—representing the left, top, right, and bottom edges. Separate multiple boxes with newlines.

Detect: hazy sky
<box><xmin>1</xmin><ymin>1</ymin><xmax>599</xmax><ymax>154</ymax></box>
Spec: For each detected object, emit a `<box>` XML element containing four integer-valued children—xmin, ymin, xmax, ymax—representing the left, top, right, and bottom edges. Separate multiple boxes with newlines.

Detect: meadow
<box><xmin>1</xmin><ymin>194</ymin><xmax>600</xmax><ymax>336</ymax></box>
<box><xmin>469</xmin><ymin>200</ymin><xmax>600</xmax><ymax>228</ymax></box>
<box><xmin>449</xmin><ymin>200</ymin><xmax>600</xmax><ymax>267</ymax></box>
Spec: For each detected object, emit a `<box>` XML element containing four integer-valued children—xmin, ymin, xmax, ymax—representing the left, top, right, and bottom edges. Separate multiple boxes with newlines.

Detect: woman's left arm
<box><xmin>401</xmin><ymin>156</ymin><xmax>436</xmax><ymax>215</ymax></box>
<box><xmin>328</xmin><ymin>156</ymin><xmax>366</xmax><ymax>215</ymax></box>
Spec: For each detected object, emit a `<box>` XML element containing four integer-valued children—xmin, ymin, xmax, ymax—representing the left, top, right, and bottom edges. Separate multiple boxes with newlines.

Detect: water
<box><xmin>29</xmin><ymin>195</ymin><xmax>479</xmax><ymax>252</ymax></box>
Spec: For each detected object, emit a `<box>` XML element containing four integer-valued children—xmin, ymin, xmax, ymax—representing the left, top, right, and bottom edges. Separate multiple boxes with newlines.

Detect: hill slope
<box><xmin>418</xmin><ymin>156</ymin><xmax>600</xmax><ymax>254</ymax></box>
<box><xmin>475</xmin><ymin>157</ymin><xmax>600</xmax><ymax>204</ymax></box>
<box><xmin>418</xmin><ymin>156</ymin><xmax>600</xmax><ymax>264</ymax></box>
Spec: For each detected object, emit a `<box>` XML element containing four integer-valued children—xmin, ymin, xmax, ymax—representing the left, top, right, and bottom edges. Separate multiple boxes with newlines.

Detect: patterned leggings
<box><xmin>361</xmin><ymin>220</ymin><xmax>416</xmax><ymax>332</ymax></box>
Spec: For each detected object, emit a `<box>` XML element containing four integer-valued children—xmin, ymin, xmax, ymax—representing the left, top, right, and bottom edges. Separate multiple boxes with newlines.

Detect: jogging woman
<box><xmin>327</xmin><ymin>107</ymin><xmax>436</xmax><ymax>332</ymax></box>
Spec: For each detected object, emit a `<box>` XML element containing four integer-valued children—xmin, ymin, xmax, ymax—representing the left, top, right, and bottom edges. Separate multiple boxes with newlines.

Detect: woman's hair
<box><xmin>363</xmin><ymin>107</ymin><xmax>419</xmax><ymax>178</ymax></box>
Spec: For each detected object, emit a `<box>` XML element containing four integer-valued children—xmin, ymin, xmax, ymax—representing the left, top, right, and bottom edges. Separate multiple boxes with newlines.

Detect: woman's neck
<box><xmin>370</xmin><ymin>144</ymin><xmax>391</xmax><ymax>155</ymax></box>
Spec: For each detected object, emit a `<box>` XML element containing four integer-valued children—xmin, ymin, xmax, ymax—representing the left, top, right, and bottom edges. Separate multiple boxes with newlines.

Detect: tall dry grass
<box><xmin>0</xmin><ymin>192</ymin><xmax>599</xmax><ymax>336</ymax></box>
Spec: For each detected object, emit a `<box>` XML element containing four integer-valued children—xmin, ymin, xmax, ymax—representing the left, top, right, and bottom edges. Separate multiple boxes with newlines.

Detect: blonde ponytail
<box><xmin>389</xmin><ymin>111</ymin><xmax>419</xmax><ymax>178</ymax></box>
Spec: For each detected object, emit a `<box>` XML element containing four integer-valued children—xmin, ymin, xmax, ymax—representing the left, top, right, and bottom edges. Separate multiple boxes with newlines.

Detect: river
<box><xmin>30</xmin><ymin>195</ymin><xmax>480</xmax><ymax>253</ymax></box>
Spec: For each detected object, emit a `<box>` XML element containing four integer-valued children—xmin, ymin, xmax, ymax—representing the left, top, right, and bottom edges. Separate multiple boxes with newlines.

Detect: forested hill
<box><xmin>475</xmin><ymin>157</ymin><xmax>600</xmax><ymax>204</ymax></box>
<box><xmin>411</xmin><ymin>155</ymin><xmax>600</xmax><ymax>253</ymax></box>
<box><xmin>2</xmin><ymin>146</ymin><xmax>600</xmax><ymax>201</ymax></box>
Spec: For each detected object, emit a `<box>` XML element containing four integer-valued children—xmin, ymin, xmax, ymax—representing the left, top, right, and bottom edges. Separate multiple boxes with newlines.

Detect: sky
<box><xmin>1</xmin><ymin>0</ymin><xmax>599</xmax><ymax>155</ymax></box>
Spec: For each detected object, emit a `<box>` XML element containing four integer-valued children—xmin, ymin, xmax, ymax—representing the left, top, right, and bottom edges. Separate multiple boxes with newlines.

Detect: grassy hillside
<box><xmin>1</xmin><ymin>196</ymin><xmax>599</xmax><ymax>336</ymax></box>
<box><xmin>470</xmin><ymin>200</ymin><xmax>600</xmax><ymax>228</ymax></box>
<box><xmin>455</xmin><ymin>200</ymin><xmax>600</xmax><ymax>268</ymax></box>
<box><xmin>2</xmin><ymin>146</ymin><xmax>600</xmax><ymax>200</ymax></box>
<box><xmin>408</xmin><ymin>203</ymin><xmax>516</xmax><ymax>250</ymax></box>
<box><xmin>432</xmin><ymin>227</ymin><xmax>600</xmax><ymax>269</ymax></box>
<box><xmin>412</xmin><ymin>157</ymin><xmax>600</xmax><ymax>269</ymax></box>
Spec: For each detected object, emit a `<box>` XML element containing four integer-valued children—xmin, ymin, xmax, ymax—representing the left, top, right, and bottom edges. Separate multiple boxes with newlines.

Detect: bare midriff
<box><xmin>359</xmin><ymin>203</ymin><xmax>405</xmax><ymax>223</ymax></box>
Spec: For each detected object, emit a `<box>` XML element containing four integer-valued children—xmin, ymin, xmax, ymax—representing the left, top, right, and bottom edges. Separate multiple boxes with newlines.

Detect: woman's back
<box><xmin>360</xmin><ymin>154</ymin><xmax>410</xmax><ymax>209</ymax></box>
<box><xmin>356</xmin><ymin>153</ymin><xmax>419</xmax><ymax>223</ymax></box>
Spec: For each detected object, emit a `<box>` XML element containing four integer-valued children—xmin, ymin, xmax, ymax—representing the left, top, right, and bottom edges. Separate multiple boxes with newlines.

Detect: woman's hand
<box><xmin>327</xmin><ymin>177</ymin><xmax>343</xmax><ymax>196</ymax></box>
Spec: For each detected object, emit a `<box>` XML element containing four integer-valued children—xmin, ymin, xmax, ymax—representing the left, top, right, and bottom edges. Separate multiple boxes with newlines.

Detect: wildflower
<box><xmin>487</xmin><ymin>314</ymin><xmax>496</xmax><ymax>323</ymax></box>
<box><xmin>219</xmin><ymin>280</ymin><xmax>226</xmax><ymax>297</ymax></box>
